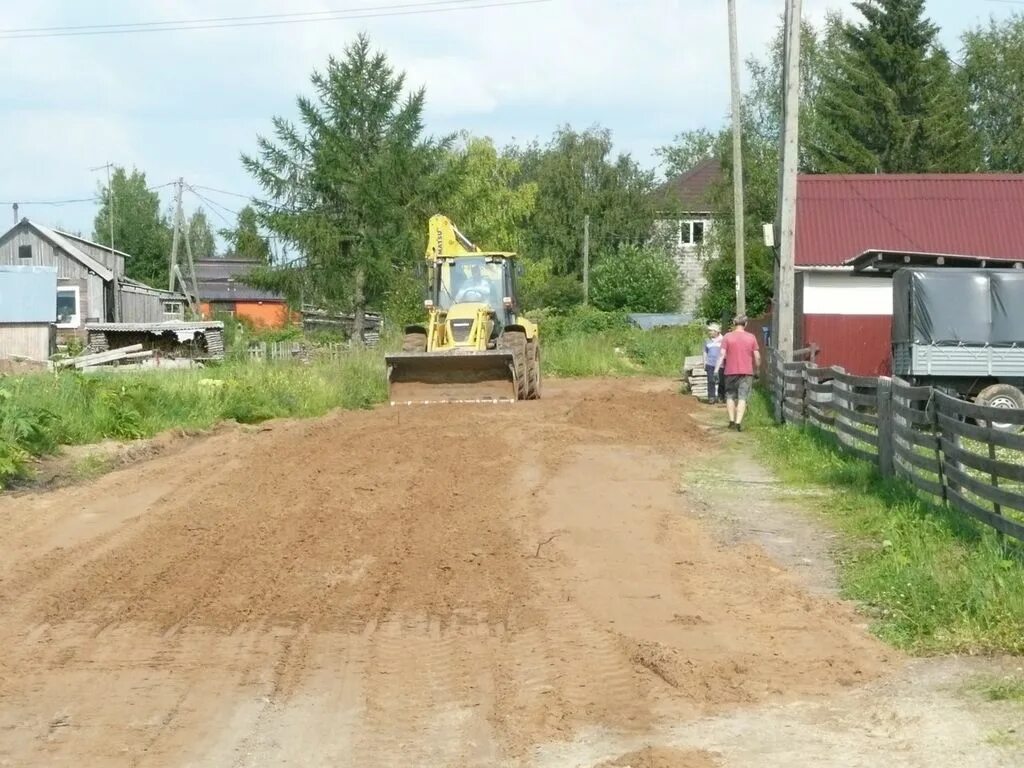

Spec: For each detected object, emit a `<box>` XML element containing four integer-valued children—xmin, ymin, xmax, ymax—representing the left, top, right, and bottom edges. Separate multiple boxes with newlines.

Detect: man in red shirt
<box><xmin>714</xmin><ymin>315</ymin><xmax>761</xmax><ymax>431</ymax></box>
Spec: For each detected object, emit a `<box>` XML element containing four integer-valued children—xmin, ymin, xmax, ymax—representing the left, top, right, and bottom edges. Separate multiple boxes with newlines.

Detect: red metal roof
<box><xmin>654</xmin><ymin>157</ymin><xmax>723</xmax><ymax>212</ymax></box>
<box><xmin>796</xmin><ymin>174</ymin><xmax>1024</xmax><ymax>267</ymax></box>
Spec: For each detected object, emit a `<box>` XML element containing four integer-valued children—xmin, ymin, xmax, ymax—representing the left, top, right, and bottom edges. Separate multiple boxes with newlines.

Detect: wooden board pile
<box><xmin>682</xmin><ymin>355</ymin><xmax>707</xmax><ymax>399</ymax></box>
<box><xmin>56</xmin><ymin>344</ymin><xmax>152</xmax><ymax>371</ymax></box>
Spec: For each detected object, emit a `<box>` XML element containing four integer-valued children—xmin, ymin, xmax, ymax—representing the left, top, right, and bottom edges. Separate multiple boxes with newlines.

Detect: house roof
<box><xmin>54</xmin><ymin>229</ymin><xmax>132</xmax><ymax>259</ymax></box>
<box><xmin>653</xmin><ymin>157</ymin><xmax>723</xmax><ymax>213</ymax></box>
<box><xmin>196</xmin><ymin>257</ymin><xmax>285</xmax><ymax>303</ymax></box>
<box><xmin>796</xmin><ymin>174</ymin><xmax>1024</xmax><ymax>267</ymax></box>
<box><xmin>848</xmin><ymin>249</ymin><xmax>1024</xmax><ymax>273</ymax></box>
<box><xmin>19</xmin><ymin>219</ymin><xmax>114</xmax><ymax>281</ymax></box>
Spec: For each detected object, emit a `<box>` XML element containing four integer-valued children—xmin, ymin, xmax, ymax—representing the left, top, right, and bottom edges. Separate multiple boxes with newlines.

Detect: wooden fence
<box><xmin>766</xmin><ymin>351</ymin><xmax>1024</xmax><ymax>542</ymax></box>
<box><xmin>248</xmin><ymin>341</ymin><xmax>352</xmax><ymax>363</ymax></box>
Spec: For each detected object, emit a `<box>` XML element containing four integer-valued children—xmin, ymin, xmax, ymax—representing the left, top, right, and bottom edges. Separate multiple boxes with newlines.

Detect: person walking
<box><xmin>701</xmin><ymin>323</ymin><xmax>725</xmax><ymax>404</ymax></box>
<box><xmin>714</xmin><ymin>315</ymin><xmax>761</xmax><ymax>431</ymax></box>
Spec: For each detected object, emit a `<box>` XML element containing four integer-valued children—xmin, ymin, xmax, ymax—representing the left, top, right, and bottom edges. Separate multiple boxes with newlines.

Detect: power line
<box><xmin>0</xmin><ymin>181</ymin><xmax>177</xmax><ymax>207</ymax></box>
<box><xmin>186</xmin><ymin>185</ymin><xmax>238</xmax><ymax>227</ymax></box>
<box><xmin>1</xmin><ymin>0</ymin><xmax>484</xmax><ymax>34</ymax></box>
<box><xmin>0</xmin><ymin>0</ymin><xmax>551</xmax><ymax>40</ymax></box>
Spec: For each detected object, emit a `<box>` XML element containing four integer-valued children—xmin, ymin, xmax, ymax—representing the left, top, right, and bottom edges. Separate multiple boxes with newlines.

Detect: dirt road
<box><xmin>0</xmin><ymin>379</ymin><xmax>1016</xmax><ymax>766</ymax></box>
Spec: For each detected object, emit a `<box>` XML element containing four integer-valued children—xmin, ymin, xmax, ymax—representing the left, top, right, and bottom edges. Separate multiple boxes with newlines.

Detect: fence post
<box><xmin>931</xmin><ymin>394</ymin><xmax>951</xmax><ymax>505</ymax></box>
<box><xmin>774</xmin><ymin>353</ymin><xmax>785</xmax><ymax>424</ymax></box>
<box><xmin>876</xmin><ymin>377</ymin><xmax>894</xmax><ymax>478</ymax></box>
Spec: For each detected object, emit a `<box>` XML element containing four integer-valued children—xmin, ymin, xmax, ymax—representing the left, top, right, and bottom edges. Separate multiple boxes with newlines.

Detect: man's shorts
<box><xmin>725</xmin><ymin>374</ymin><xmax>753</xmax><ymax>401</ymax></box>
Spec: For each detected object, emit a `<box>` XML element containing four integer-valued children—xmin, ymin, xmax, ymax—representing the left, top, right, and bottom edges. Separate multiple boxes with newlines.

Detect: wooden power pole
<box><xmin>169</xmin><ymin>178</ymin><xmax>199</xmax><ymax>315</ymax></box>
<box><xmin>775</xmin><ymin>0</ymin><xmax>802</xmax><ymax>360</ymax></box>
<box><xmin>169</xmin><ymin>178</ymin><xmax>183</xmax><ymax>293</ymax></box>
<box><xmin>727</xmin><ymin>0</ymin><xmax>746</xmax><ymax>316</ymax></box>
<box><xmin>92</xmin><ymin>162</ymin><xmax>120</xmax><ymax>321</ymax></box>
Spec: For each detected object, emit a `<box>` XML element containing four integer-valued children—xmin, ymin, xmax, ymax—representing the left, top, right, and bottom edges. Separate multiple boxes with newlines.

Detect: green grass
<box><xmin>746</xmin><ymin>390</ymin><xmax>1024</xmax><ymax>655</ymax></box>
<box><xmin>542</xmin><ymin>322</ymin><xmax>704</xmax><ymax>379</ymax></box>
<box><xmin>0</xmin><ymin>314</ymin><xmax>700</xmax><ymax>489</ymax></box>
<box><xmin>0</xmin><ymin>351</ymin><xmax>386</xmax><ymax>488</ymax></box>
<box><xmin>971</xmin><ymin>675</ymin><xmax>1024</xmax><ymax>703</ymax></box>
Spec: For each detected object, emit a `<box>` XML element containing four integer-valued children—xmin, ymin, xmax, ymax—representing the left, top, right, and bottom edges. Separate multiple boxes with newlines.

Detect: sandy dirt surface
<box><xmin>0</xmin><ymin>378</ymin><xmax>1018</xmax><ymax>767</ymax></box>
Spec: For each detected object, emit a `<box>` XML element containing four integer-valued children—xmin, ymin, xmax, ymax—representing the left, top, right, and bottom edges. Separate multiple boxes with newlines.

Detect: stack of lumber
<box><xmin>56</xmin><ymin>344</ymin><xmax>151</xmax><ymax>371</ymax></box>
<box><xmin>682</xmin><ymin>355</ymin><xmax>707</xmax><ymax>399</ymax></box>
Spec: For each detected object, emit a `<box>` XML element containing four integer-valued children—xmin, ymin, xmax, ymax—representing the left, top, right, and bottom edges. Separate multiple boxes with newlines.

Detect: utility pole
<box><xmin>775</xmin><ymin>0</ymin><xmax>801</xmax><ymax>360</ymax></box>
<box><xmin>727</xmin><ymin>0</ymin><xmax>746</xmax><ymax>317</ymax></box>
<box><xmin>169</xmin><ymin>178</ymin><xmax>183</xmax><ymax>293</ymax></box>
<box><xmin>92</xmin><ymin>162</ymin><xmax>120</xmax><ymax>321</ymax></box>
<box><xmin>12</xmin><ymin>203</ymin><xmax>18</xmax><ymax>225</ymax></box>
<box><xmin>169</xmin><ymin>178</ymin><xmax>199</xmax><ymax>316</ymax></box>
<box><xmin>582</xmin><ymin>214</ymin><xmax>591</xmax><ymax>306</ymax></box>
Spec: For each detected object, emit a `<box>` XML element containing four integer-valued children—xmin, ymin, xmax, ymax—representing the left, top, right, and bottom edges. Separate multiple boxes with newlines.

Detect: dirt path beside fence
<box><xmin>0</xmin><ymin>378</ymin><xmax>1019</xmax><ymax>767</ymax></box>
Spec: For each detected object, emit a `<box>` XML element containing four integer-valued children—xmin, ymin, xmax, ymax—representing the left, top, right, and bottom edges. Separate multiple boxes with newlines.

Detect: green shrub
<box><xmin>590</xmin><ymin>244</ymin><xmax>681</xmax><ymax>313</ymax></box>
<box><xmin>531</xmin><ymin>305</ymin><xmax>630</xmax><ymax>342</ymax></box>
<box><xmin>520</xmin><ymin>258</ymin><xmax>583</xmax><ymax>311</ymax></box>
<box><xmin>622</xmin><ymin>324</ymin><xmax>705</xmax><ymax>377</ymax></box>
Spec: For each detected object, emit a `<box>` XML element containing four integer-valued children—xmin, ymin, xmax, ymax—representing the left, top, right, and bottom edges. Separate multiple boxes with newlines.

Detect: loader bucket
<box><xmin>385</xmin><ymin>350</ymin><xmax>518</xmax><ymax>405</ymax></box>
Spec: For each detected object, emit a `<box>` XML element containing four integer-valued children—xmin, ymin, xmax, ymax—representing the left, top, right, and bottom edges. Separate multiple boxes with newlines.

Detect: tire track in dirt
<box><xmin>0</xmin><ymin>378</ymin><xmax>896</xmax><ymax>767</ymax></box>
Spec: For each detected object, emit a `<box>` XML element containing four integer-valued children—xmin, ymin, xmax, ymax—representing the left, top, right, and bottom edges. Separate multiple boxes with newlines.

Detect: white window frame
<box><xmin>56</xmin><ymin>286</ymin><xmax>81</xmax><ymax>329</ymax></box>
<box><xmin>163</xmin><ymin>300</ymin><xmax>183</xmax><ymax>316</ymax></box>
<box><xmin>678</xmin><ymin>218</ymin><xmax>711</xmax><ymax>247</ymax></box>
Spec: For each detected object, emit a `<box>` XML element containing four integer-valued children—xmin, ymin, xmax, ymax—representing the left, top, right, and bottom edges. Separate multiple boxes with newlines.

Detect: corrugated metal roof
<box><xmin>199</xmin><ymin>283</ymin><xmax>285</xmax><ymax>302</ymax></box>
<box><xmin>25</xmin><ymin>220</ymin><xmax>114</xmax><ymax>281</ymax></box>
<box><xmin>196</xmin><ymin>257</ymin><xmax>285</xmax><ymax>302</ymax></box>
<box><xmin>54</xmin><ymin>229</ymin><xmax>132</xmax><ymax>259</ymax></box>
<box><xmin>797</xmin><ymin>174</ymin><xmax>1024</xmax><ymax>267</ymax></box>
<box><xmin>86</xmin><ymin>320</ymin><xmax>224</xmax><ymax>332</ymax></box>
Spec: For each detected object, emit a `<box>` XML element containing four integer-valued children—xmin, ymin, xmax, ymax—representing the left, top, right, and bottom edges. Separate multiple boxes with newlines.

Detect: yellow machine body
<box><xmin>385</xmin><ymin>215</ymin><xmax>541</xmax><ymax>405</ymax></box>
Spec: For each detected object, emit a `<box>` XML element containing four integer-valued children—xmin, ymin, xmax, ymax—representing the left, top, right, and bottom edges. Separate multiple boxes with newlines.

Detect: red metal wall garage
<box><xmin>803</xmin><ymin>315</ymin><xmax>892</xmax><ymax>376</ymax></box>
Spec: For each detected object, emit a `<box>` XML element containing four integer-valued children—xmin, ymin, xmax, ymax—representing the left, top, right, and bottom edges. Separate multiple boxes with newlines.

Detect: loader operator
<box><xmin>455</xmin><ymin>264</ymin><xmax>495</xmax><ymax>305</ymax></box>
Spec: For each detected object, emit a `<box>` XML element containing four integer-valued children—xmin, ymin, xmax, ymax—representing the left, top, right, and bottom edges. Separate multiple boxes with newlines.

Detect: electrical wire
<box><xmin>186</xmin><ymin>184</ymin><xmax>239</xmax><ymax>227</ymax></box>
<box><xmin>1</xmin><ymin>0</ymin><xmax>486</xmax><ymax>34</ymax></box>
<box><xmin>0</xmin><ymin>181</ymin><xmax>177</xmax><ymax>207</ymax></box>
<box><xmin>0</xmin><ymin>0</ymin><xmax>551</xmax><ymax>40</ymax></box>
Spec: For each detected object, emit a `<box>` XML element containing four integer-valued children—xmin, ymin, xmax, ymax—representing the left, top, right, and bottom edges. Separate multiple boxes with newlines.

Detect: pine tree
<box><xmin>812</xmin><ymin>0</ymin><xmax>978</xmax><ymax>172</ymax></box>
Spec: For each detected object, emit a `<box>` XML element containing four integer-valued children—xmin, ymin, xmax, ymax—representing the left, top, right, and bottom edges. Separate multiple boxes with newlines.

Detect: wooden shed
<box><xmin>0</xmin><ymin>219</ymin><xmax>186</xmax><ymax>339</ymax></box>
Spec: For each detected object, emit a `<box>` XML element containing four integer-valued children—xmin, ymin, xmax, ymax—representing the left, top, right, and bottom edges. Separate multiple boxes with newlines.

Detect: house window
<box><xmin>163</xmin><ymin>301</ymin><xmax>183</xmax><ymax>316</ymax></box>
<box><xmin>56</xmin><ymin>286</ymin><xmax>81</xmax><ymax>328</ymax></box>
<box><xmin>679</xmin><ymin>219</ymin><xmax>709</xmax><ymax>247</ymax></box>
<box><xmin>18</xmin><ymin>244</ymin><xmax>32</xmax><ymax>259</ymax></box>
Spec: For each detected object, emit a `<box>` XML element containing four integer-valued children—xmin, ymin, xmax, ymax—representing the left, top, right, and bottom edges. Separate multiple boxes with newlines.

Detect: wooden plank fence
<box><xmin>765</xmin><ymin>350</ymin><xmax>1024</xmax><ymax>542</ymax></box>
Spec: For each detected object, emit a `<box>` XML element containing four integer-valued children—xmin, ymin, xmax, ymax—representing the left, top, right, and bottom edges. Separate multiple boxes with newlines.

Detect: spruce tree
<box><xmin>812</xmin><ymin>0</ymin><xmax>978</xmax><ymax>172</ymax></box>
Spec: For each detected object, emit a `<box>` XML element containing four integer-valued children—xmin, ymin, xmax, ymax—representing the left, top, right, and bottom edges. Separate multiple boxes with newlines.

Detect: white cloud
<box><xmin>0</xmin><ymin>0</ymin><xmax>1008</xmax><ymax>235</ymax></box>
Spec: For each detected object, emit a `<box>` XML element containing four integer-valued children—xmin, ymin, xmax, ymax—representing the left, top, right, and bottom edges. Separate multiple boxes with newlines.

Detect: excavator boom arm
<box><xmin>427</xmin><ymin>214</ymin><xmax>479</xmax><ymax>260</ymax></box>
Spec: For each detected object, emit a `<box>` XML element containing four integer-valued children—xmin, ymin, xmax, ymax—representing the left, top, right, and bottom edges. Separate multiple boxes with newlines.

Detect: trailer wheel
<box><xmin>975</xmin><ymin>384</ymin><xmax>1024</xmax><ymax>432</ymax></box>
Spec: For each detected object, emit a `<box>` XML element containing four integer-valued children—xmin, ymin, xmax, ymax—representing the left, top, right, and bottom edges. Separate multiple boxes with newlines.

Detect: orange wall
<box><xmin>200</xmin><ymin>301</ymin><xmax>295</xmax><ymax>329</ymax></box>
<box><xmin>235</xmin><ymin>302</ymin><xmax>292</xmax><ymax>328</ymax></box>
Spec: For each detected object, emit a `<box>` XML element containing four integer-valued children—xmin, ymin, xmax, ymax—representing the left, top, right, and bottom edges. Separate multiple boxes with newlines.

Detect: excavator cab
<box><xmin>385</xmin><ymin>216</ymin><xmax>541</xmax><ymax>405</ymax></box>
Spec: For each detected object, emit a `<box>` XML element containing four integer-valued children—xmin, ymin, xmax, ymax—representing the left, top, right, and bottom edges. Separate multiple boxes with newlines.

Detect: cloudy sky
<box><xmin>0</xmin><ymin>0</ymin><xmax>1016</xmax><ymax>238</ymax></box>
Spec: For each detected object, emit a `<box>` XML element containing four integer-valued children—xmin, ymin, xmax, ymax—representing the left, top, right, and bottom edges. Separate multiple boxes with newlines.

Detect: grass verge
<box><xmin>970</xmin><ymin>675</ymin><xmax>1024</xmax><ymax>703</ymax></box>
<box><xmin>0</xmin><ymin>313</ymin><xmax>701</xmax><ymax>488</ymax></box>
<box><xmin>0</xmin><ymin>351</ymin><xmax>386</xmax><ymax>488</ymax></box>
<box><xmin>745</xmin><ymin>389</ymin><xmax>1024</xmax><ymax>655</ymax></box>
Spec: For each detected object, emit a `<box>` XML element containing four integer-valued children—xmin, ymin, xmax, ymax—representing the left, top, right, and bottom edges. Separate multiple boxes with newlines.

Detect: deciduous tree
<box><xmin>92</xmin><ymin>167</ymin><xmax>171</xmax><ymax>287</ymax></box>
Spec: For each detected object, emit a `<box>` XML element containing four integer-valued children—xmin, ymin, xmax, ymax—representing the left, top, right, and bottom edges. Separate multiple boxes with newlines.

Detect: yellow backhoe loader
<box><xmin>385</xmin><ymin>215</ymin><xmax>541</xmax><ymax>405</ymax></box>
